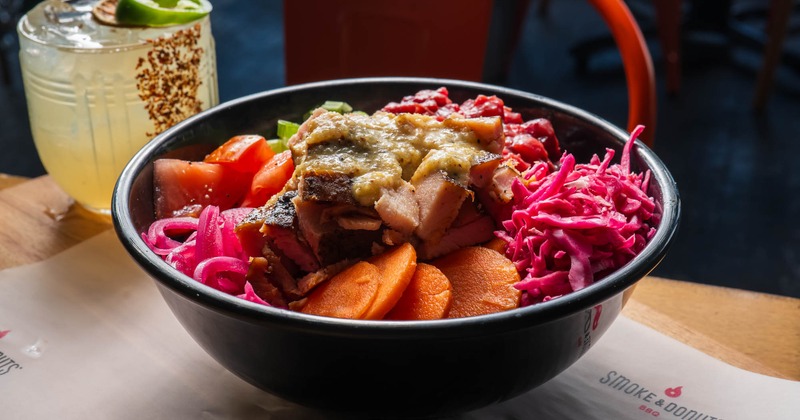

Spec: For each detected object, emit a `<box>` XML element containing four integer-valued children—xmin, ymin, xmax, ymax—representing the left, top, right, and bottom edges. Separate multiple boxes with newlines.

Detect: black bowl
<box><xmin>112</xmin><ymin>77</ymin><xmax>680</xmax><ymax>418</ymax></box>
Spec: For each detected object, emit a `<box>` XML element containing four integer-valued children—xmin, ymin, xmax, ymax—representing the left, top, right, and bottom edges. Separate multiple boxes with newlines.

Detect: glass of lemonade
<box><xmin>17</xmin><ymin>0</ymin><xmax>218</xmax><ymax>214</ymax></box>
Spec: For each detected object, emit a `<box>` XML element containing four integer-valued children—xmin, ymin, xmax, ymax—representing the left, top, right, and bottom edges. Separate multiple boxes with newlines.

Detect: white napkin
<box><xmin>1</xmin><ymin>231</ymin><xmax>797</xmax><ymax>419</ymax></box>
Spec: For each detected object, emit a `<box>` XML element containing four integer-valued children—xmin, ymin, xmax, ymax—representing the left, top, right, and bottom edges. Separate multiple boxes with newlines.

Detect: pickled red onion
<box><xmin>142</xmin><ymin>205</ymin><xmax>269</xmax><ymax>305</ymax></box>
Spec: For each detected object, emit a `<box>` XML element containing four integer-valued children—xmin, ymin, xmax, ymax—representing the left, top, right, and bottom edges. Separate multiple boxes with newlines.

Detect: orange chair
<box><xmin>587</xmin><ymin>0</ymin><xmax>657</xmax><ymax>146</ymax></box>
<box><xmin>283</xmin><ymin>0</ymin><xmax>656</xmax><ymax>146</ymax></box>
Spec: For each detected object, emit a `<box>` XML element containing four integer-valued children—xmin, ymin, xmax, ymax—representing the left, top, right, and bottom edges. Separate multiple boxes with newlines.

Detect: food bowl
<box><xmin>112</xmin><ymin>77</ymin><xmax>680</xmax><ymax>418</ymax></box>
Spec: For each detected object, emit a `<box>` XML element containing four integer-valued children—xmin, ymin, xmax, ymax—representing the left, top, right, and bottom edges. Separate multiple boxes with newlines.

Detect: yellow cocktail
<box><xmin>18</xmin><ymin>0</ymin><xmax>218</xmax><ymax>213</ymax></box>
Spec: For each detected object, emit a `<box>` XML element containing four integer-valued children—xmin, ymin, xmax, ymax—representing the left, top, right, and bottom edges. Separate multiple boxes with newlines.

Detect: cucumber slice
<box><xmin>277</xmin><ymin>120</ymin><xmax>300</xmax><ymax>141</ymax></box>
<box><xmin>320</xmin><ymin>101</ymin><xmax>353</xmax><ymax>113</ymax></box>
<box><xmin>267</xmin><ymin>139</ymin><xmax>288</xmax><ymax>153</ymax></box>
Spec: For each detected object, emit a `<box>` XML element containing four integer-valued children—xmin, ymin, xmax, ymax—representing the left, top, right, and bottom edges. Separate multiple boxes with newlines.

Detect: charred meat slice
<box><xmin>267</xmin><ymin>228</ymin><xmax>319</xmax><ymax>274</ymax></box>
<box><xmin>296</xmin><ymin>258</ymin><xmax>355</xmax><ymax>296</ymax></box>
<box><xmin>418</xmin><ymin>215</ymin><xmax>496</xmax><ymax>260</ymax></box>
<box><xmin>335</xmin><ymin>213</ymin><xmax>383</xmax><ymax>231</ymax></box>
<box><xmin>469</xmin><ymin>153</ymin><xmax>503</xmax><ymax>188</ymax></box>
<box><xmin>417</xmin><ymin>199</ymin><xmax>497</xmax><ymax>260</ymax></box>
<box><xmin>475</xmin><ymin>163</ymin><xmax>522</xmax><ymax>223</ymax></box>
<box><xmin>293</xmin><ymin>197</ymin><xmax>383</xmax><ymax>266</ymax></box>
<box><xmin>257</xmin><ymin>191</ymin><xmax>320</xmax><ymax>273</ymax></box>
<box><xmin>235</xmin><ymin>207</ymin><xmax>270</xmax><ymax>258</ymax></box>
<box><xmin>442</xmin><ymin>115</ymin><xmax>504</xmax><ymax>154</ymax></box>
<box><xmin>413</xmin><ymin>171</ymin><xmax>471</xmax><ymax>244</ymax></box>
<box><xmin>320</xmin><ymin>204</ymin><xmax>383</xmax><ymax>231</ymax></box>
<box><xmin>374</xmin><ymin>181</ymin><xmax>419</xmax><ymax>236</ymax></box>
<box><xmin>245</xmin><ymin>256</ymin><xmax>290</xmax><ymax>307</ymax></box>
<box><xmin>298</xmin><ymin>170</ymin><xmax>356</xmax><ymax>204</ymax></box>
<box><xmin>262</xmin><ymin>190</ymin><xmax>299</xmax><ymax>228</ymax></box>
<box><xmin>489</xmin><ymin>164</ymin><xmax>521</xmax><ymax>203</ymax></box>
<box><xmin>451</xmin><ymin>197</ymin><xmax>486</xmax><ymax>227</ymax></box>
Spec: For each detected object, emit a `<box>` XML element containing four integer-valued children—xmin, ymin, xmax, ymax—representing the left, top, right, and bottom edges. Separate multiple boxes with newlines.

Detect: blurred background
<box><xmin>1</xmin><ymin>0</ymin><xmax>798</xmax><ymax>298</ymax></box>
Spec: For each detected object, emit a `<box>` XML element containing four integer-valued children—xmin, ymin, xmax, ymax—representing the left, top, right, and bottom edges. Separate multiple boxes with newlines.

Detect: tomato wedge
<box><xmin>154</xmin><ymin>159</ymin><xmax>249</xmax><ymax>219</ymax></box>
<box><xmin>204</xmin><ymin>135</ymin><xmax>275</xmax><ymax>176</ymax></box>
<box><xmin>240</xmin><ymin>151</ymin><xmax>294</xmax><ymax>208</ymax></box>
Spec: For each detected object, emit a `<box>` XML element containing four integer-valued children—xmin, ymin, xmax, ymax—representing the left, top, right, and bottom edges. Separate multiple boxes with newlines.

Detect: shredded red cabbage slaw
<box><xmin>497</xmin><ymin>125</ymin><xmax>656</xmax><ymax>306</ymax></box>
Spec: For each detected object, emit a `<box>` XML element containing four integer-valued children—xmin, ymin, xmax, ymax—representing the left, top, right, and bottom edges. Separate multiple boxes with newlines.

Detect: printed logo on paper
<box><xmin>0</xmin><ymin>350</ymin><xmax>23</xmax><ymax>376</ymax></box>
<box><xmin>599</xmin><ymin>371</ymin><xmax>723</xmax><ymax>419</ymax></box>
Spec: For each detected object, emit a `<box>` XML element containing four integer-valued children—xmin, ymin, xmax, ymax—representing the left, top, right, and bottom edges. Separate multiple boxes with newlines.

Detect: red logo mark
<box><xmin>592</xmin><ymin>305</ymin><xmax>603</xmax><ymax>330</ymax></box>
<box><xmin>664</xmin><ymin>386</ymin><xmax>683</xmax><ymax>398</ymax></box>
<box><xmin>0</xmin><ymin>330</ymin><xmax>9</xmax><ymax>340</ymax></box>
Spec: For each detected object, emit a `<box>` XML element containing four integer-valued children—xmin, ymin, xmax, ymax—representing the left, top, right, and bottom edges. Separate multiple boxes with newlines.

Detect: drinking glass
<box><xmin>17</xmin><ymin>0</ymin><xmax>218</xmax><ymax>214</ymax></box>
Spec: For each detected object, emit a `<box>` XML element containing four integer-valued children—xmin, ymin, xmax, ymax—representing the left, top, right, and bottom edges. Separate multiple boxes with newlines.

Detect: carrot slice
<box><xmin>431</xmin><ymin>246</ymin><xmax>521</xmax><ymax>318</ymax></box>
<box><xmin>483</xmin><ymin>237</ymin><xmax>508</xmax><ymax>255</ymax></box>
<box><xmin>362</xmin><ymin>242</ymin><xmax>417</xmax><ymax>320</ymax></box>
<box><xmin>385</xmin><ymin>263</ymin><xmax>452</xmax><ymax>321</ymax></box>
<box><xmin>300</xmin><ymin>261</ymin><xmax>381</xmax><ymax>319</ymax></box>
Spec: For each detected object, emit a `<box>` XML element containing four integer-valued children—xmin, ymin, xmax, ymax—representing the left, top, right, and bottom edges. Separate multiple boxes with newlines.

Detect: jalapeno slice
<box><xmin>114</xmin><ymin>0</ymin><xmax>212</xmax><ymax>27</ymax></box>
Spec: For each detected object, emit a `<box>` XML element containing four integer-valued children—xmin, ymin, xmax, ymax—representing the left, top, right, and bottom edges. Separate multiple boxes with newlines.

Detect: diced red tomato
<box><xmin>153</xmin><ymin>159</ymin><xmax>250</xmax><ymax>219</ymax></box>
<box><xmin>519</xmin><ymin>118</ymin><xmax>561</xmax><ymax>160</ymax></box>
<box><xmin>502</xmin><ymin>118</ymin><xmax>562</xmax><ymax>169</ymax></box>
<box><xmin>506</xmin><ymin>135</ymin><xmax>550</xmax><ymax>166</ymax></box>
<box><xmin>381</xmin><ymin>87</ymin><xmax>453</xmax><ymax>116</ymax></box>
<box><xmin>240</xmin><ymin>150</ymin><xmax>294</xmax><ymax>208</ymax></box>
<box><xmin>459</xmin><ymin>95</ymin><xmax>505</xmax><ymax>119</ymax></box>
<box><xmin>203</xmin><ymin>135</ymin><xmax>275</xmax><ymax>175</ymax></box>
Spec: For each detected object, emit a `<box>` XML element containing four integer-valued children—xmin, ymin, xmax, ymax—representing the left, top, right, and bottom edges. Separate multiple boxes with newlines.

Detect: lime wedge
<box><xmin>114</xmin><ymin>0</ymin><xmax>212</xmax><ymax>27</ymax></box>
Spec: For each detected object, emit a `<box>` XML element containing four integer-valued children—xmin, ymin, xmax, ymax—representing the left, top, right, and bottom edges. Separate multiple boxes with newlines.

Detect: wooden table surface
<box><xmin>2</xmin><ymin>174</ymin><xmax>799</xmax><ymax>381</ymax></box>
